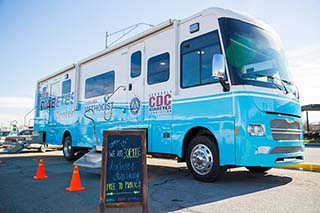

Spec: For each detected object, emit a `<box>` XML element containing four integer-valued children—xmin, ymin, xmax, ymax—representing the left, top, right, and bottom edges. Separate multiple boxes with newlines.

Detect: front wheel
<box><xmin>63</xmin><ymin>135</ymin><xmax>75</xmax><ymax>161</ymax></box>
<box><xmin>246</xmin><ymin>166</ymin><xmax>271</xmax><ymax>173</ymax></box>
<box><xmin>186</xmin><ymin>136</ymin><xmax>225</xmax><ymax>182</ymax></box>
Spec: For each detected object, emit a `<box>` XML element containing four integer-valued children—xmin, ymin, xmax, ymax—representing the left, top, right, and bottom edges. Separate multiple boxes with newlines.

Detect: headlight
<box><xmin>248</xmin><ymin>124</ymin><xmax>265</xmax><ymax>136</ymax></box>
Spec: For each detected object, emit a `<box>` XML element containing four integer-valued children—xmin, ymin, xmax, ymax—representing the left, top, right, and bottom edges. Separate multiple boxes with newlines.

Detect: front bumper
<box><xmin>236</xmin><ymin>132</ymin><xmax>304</xmax><ymax>167</ymax></box>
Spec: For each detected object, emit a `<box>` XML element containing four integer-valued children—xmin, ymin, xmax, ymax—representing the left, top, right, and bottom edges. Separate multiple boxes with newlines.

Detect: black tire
<box><xmin>63</xmin><ymin>135</ymin><xmax>75</xmax><ymax>161</ymax></box>
<box><xmin>39</xmin><ymin>144</ymin><xmax>48</xmax><ymax>153</ymax></box>
<box><xmin>186</xmin><ymin>136</ymin><xmax>225</xmax><ymax>182</ymax></box>
<box><xmin>246</xmin><ymin>166</ymin><xmax>271</xmax><ymax>173</ymax></box>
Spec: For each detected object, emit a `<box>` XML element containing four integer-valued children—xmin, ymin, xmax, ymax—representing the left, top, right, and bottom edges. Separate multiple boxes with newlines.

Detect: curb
<box><xmin>276</xmin><ymin>163</ymin><xmax>320</xmax><ymax>172</ymax></box>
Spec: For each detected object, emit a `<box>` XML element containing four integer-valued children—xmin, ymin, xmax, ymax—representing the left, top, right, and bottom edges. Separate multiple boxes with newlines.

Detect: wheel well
<box><xmin>62</xmin><ymin>131</ymin><xmax>71</xmax><ymax>145</ymax></box>
<box><xmin>181</xmin><ymin>127</ymin><xmax>218</xmax><ymax>162</ymax></box>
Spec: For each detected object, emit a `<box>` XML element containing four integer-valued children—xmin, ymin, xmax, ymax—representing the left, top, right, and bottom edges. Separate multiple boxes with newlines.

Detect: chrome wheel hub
<box><xmin>190</xmin><ymin>144</ymin><xmax>213</xmax><ymax>175</ymax></box>
<box><xmin>63</xmin><ymin>141</ymin><xmax>70</xmax><ymax>157</ymax></box>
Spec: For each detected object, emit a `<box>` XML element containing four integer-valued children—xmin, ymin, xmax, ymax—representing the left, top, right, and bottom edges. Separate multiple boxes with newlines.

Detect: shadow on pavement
<box><xmin>146</xmin><ymin>165</ymin><xmax>292</xmax><ymax>213</ymax></box>
<box><xmin>0</xmin><ymin>155</ymin><xmax>292</xmax><ymax>213</ymax></box>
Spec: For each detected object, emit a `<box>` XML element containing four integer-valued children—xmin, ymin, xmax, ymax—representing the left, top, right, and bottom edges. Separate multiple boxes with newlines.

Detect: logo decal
<box><xmin>130</xmin><ymin>97</ymin><xmax>141</xmax><ymax>116</ymax></box>
<box><xmin>148</xmin><ymin>90</ymin><xmax>172</xmax><ymax>115</ymax></box>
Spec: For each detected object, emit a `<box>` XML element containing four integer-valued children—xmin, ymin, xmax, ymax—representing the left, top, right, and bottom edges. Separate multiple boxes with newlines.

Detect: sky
<box><xmin>0</xmin><ymin>0</ymin><xmax>319</xmax><ymax>127</ymax></box>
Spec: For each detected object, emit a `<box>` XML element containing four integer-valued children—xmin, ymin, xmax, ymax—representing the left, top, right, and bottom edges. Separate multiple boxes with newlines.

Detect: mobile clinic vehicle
<box><xmin>34</xmin><ymin>8</ymin><xmax>304</xmax><ymax>182</ymax></box>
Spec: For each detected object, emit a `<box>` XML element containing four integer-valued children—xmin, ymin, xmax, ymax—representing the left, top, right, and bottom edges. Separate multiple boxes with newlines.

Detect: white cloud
<box><xmin>0</xmin><ymin>96</ymin><xmax>35</xmax><ymax>128</ymax></box>
<box><xmin>0</xmin><ymin>96</ymin><xmax>34</xmax><ymax>109</ymax></box>
<box><xmin>286</xmin><ymin>44</ymin><xmax>320</xmax><ymax>107</ymax></box>
<box><xmin>0</xmin><ymin>111</ymin><xmax>29</xmax><ymax>128</ymax></box>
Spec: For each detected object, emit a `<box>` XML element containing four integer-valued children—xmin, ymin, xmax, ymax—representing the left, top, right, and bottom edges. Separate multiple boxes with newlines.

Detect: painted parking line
<box><xmin>148</xmin><ymin>167</ymin><xmax>163</xmax><ymax>183</ymax></box>
<box><xmin>146</xmin><ymin>158</ymin><xmax>187</xmax><ymax>183</ymax></box>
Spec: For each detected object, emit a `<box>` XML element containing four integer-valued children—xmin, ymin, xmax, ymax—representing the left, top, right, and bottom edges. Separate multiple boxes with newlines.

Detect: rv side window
<box><xmin>62</xmin><ymin>79</ymin><xmax>71</xmax><ymax>95</ymax></box>
<box><xmin>147</xmin><ymin>52</ymin><xmax>170</xmax><ymax>85</ymax></box>
<box><xmin>85</xmin><ymin>71</ymin><xmax>115</xmax><ymax>99</ymax></box>
<box><xmin>130</xmin><ymin>51</ymin><xmax>142</xmax><ymax>78</ymax></box>
<box><xmin>181</xmin><ymin>30</ymin><xmax>223</xmax><ymax>88</ymax></box>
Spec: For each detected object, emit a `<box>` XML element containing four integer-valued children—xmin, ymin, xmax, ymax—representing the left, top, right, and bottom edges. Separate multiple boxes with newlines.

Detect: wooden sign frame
<box><xmin>100</xmin><ymin>130</ymin><xmax>148</xmax><ymax>213</ymax></box>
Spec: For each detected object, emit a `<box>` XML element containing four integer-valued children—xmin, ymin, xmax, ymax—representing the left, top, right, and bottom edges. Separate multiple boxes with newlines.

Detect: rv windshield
<box><xmin>219</xmin><ymin>18</ymin><xmax>298</xmax><ymax>96</ymax></box>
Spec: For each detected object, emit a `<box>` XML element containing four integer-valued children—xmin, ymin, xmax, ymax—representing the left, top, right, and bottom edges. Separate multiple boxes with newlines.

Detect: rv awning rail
<box><xmin>78</xmin><ymin>19</ymin><xmax>174</xmax><ymax>65</ymax></box>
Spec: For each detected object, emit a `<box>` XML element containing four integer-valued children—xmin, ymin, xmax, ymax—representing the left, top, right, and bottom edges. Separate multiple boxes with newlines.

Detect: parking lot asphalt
<box><xmin>1</xmin><ymin>149</ymin><xmax>320</xmax><ymax>213</ymax></box>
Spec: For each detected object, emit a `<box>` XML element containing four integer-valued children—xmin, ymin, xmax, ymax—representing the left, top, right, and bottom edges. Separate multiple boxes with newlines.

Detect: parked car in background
<box><xmin>2</xmin><ymin>128</ymin><xmax>54</xmax><ymax>152</ymax></box>
<box><xmin>5</xmin><ymin>129</ymin><xmax>34</xmax><ymax>143</ymax></box>
<box><xmin>0</xmin><ymin>130</ymin><xmax>11</xmax><ymax>146</ymax></box>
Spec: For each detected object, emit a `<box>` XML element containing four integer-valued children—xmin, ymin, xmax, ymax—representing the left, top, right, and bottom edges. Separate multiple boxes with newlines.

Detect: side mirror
<box><xmin>212</xmin><ymin>54</ymin><xmax>225</xmax><ymax>79</ymax></box>
<box><xmin>212</xmin><ymin>54</ymin><xmax>230</xmax><ymax>92</ymax></box>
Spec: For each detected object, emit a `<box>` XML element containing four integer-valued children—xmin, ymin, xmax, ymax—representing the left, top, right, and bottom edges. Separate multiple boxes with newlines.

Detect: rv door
<box><xmin>127</xmin><ymin>42</ymin><xmax>145</xmax><ymax>122</ymax></box>
<box><xmin>49</xmin><ymin>81</ymin><xmax>60</xmax><ymax>126</ymax></box>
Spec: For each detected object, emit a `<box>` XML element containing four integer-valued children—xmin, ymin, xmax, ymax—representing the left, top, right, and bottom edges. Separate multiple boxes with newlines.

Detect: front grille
<box><xmin>270</xmin><ymin>119</ymin><xmax>302</xmax><ymax>141</ymax></box>
<box><xmin>270</xmin><ymin>146</ymin><xmax>303</xmax><ymax>154</ymax></box>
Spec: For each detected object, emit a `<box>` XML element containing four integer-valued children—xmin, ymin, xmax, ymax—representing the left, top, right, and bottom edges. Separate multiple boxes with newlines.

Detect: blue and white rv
<box><xmin>34</xmin><ymin>8</ymin><xmax>304</xmax><ymax>182</ymax></box>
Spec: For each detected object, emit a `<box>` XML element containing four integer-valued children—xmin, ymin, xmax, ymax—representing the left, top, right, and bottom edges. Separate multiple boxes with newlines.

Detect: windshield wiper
<box><xmin>281</xmin><ymin>79</ymin><xmax>300</xmax><ymax>99</ymax></box>
<box><xmin>255</xmin><ymin>74</ymin><xmax>288</xmax><ymax>94</ymax></box>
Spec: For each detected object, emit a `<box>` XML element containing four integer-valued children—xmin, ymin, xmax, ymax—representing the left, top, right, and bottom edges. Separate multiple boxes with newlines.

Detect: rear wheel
<box><xmin>63</xmin><ymin>135</ymin><xmax>75</xmax><ymax>161</ymax></box>
<box><xmin>39</xmin><ymin>144</ymin><xmax>48</xmax><ymax>153</ymax></box>
<box><xmin>186</xmin><ymin>136</ymin><xmax>225</xmax><ymax>182</ymax></box>
<box><xmin>246</xmin><ymin>166</ymin><xmax>271</xmax><ymax>173</ymax></box>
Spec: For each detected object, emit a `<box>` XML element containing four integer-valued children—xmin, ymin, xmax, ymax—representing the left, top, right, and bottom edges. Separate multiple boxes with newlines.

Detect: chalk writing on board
<box><xmin>106</xmin><ymin>135</ymin><xmax>143</xmax><ymax>203</ymax></box>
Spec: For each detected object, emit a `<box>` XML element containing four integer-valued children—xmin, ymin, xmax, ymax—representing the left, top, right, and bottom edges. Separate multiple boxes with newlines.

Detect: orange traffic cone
<box><xmin>66</xmin><ymin>165</ymin><xmax>85</xmax><ymax>192</ymax></box>
<box><xmin>33</xmin><ymin>159</ymin><xmax>48</xmax><ymax>179</ymax></box>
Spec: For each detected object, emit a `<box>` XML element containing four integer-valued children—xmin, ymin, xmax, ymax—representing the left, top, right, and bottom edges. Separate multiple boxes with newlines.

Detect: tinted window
<box><xmin>182</xmin><ymin>51</ymin><xmax>200</xmax><ymax>87</ymax></box>
<box><xmin>85</xmin><ymin>71</ymin><xmax>115</xmax><ymax>99</ymax></box>
<box><xmin>0</xmin><ymin>131</ymin><xmax>10</xmax><ymax>136</ymax></box>
<box><xmin>218</xmin><ymin>18</ymin><xmax>296</xmax><ymax>94</ymax></box>
<box><xmin>181</xmin><ymin>31</ymin><xmax>222</xmax><ymax>88</ymax></box>
<box><xmin>18</xmin><ymin>130</ymin><xmax>33</xmax><ymax>135</ymax></box>
<box><xmin>42</xmin><ymin>87</ymin><xmax>47</xmax><ymax>96</ymax></box>
<box><xmin>131</xmin><ymin>51</ymin><xmax>142</xmax><ymax>78</ymax></box>
<box><xmin>62</xmin><ymin>79</ymin><xmax>71</xmax><ymax>95</ymax></box>
<box><xmin>147</xmin><ymin>52</ymin><xmax>170</xmax><ymax>85</ymax></box>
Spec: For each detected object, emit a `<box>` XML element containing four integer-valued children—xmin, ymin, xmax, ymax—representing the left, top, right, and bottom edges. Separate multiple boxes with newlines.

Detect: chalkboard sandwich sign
<box><xmin>100</xmin><ymin>130</ymin><xmax>148</xmax><ymax>213</ymax></box>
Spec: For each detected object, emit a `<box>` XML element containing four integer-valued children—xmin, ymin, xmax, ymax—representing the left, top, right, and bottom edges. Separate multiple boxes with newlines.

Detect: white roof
<box><xmin>38</xmin><ymin>7</ymin><xmax>276</xmax><ymax>83</ymax></box>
